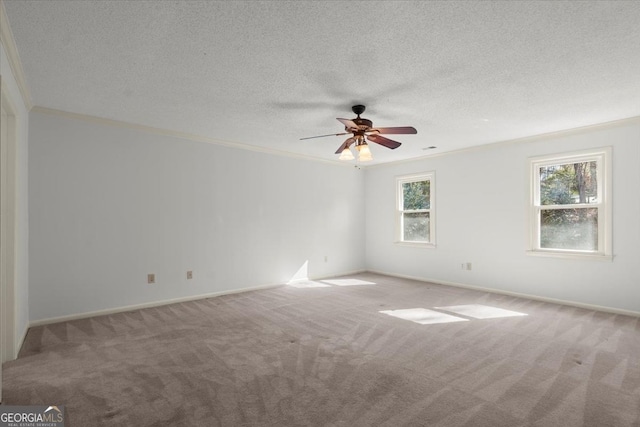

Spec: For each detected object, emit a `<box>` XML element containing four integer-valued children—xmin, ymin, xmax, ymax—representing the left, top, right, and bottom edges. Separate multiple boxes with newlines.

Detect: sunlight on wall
<box><xmin>287</xmin><ymin>261</ymin><xmax>309</xmax><ymax>284</ymax></box>
<box><xmin>286</xmin><ymin>264</ymin><xmax>377</xmax><ymax>288</ymax></box>
<box><xmin>286</xmin><ymin>261</ymin><xmax>331</xmax><ymax>287</ymax></box>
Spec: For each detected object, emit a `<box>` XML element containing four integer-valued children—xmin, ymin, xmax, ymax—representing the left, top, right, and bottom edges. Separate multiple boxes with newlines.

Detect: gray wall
<box><xmin>365</xmin><ymin>120</ymin><xmax>640</xmax><ymax>313</ymax></box>
<box><xmin>29</xmin><ymin>111</ymin><xmax>365</xmax><ymax>322</ymax></box>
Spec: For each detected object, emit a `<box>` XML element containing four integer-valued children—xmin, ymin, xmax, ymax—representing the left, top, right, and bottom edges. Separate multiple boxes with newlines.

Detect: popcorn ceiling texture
<box><xmin>4</xmin><ymin>1</ymin><xmax>640</xmax><ymax>164</ymax></box>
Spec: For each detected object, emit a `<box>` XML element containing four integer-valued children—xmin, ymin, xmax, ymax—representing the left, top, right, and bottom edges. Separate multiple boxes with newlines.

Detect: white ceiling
<box><xmin>4</xmin><ymin>1</ymin><xmax>640</xmax><ymax>165</ymax></box>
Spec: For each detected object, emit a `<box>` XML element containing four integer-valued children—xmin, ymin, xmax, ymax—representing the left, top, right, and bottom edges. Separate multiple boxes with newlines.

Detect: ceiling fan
<box><xmin>300</xmin><ymin>105</ymin><xmax>417</xmax><ymax>161</ymax></box>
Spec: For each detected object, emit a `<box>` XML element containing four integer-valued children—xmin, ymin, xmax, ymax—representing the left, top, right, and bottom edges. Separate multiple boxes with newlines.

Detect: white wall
<box><xmin>29</xmin><ymin>111</ymin><xmax>365</xmax><ymax>322</ymax></box>
<box><xmin>365</xmin><ymin>119</ymin><xmax>640</xmax><ymax>313</ymax></box>
<box><xmin>0</xmin><ymin>42</ymin><xmax>29</xmax><ymax>348</ymax></box>
<box><xmin>25</xmin><ymin>103</ymin><xmax>640</xmax><ymax>322</ymax></box>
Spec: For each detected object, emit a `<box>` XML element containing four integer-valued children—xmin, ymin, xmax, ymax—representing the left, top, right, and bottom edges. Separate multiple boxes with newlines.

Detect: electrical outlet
<box><xmin>147</xmin><ymin>273</ymin><xmax>155</xmax><ymax>284</ymax></box>
<box><xmin>187</xmin><ymin>270</ymin><xmax>193</xmax><ymax>279</ymax></box>
<box><xmin>324</xmin><ymin>256</ymin><xmax>328</xmax><ymax>263</ymax></box>
<box><xmin>466</xmin><ymin>262</ymin><xmax>472</xmax><ymax>270</ymax></box>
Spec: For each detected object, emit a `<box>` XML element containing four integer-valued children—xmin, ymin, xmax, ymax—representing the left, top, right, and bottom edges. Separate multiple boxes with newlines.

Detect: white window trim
<box><xmin>527</xmin><ymin>147</ymin><xmax>612</xmax><ymax>260</ymax></box>
<box><xmin>395</xmin><ymin>172</ymin><xmax>436</xmax><ymax>248</ymax></box>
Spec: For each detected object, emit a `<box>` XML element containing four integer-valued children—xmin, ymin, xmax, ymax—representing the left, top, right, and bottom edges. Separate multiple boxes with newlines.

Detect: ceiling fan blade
<box><xmin>369</xmin><ymin>126</ymin><xmax>417</xmax><ymax>135</ymax></box>
<box><xmin>300</xmin><ymin>132</ymin><xmax>350</xmax><ymax>140</ymax></box>
<box><xmin>337</xmin><ymin>118</ymin><xmax>359</xmax><ymax>131</ymax></box>
<box><xmin>367</xmin><ymin>134</ymin><xmax>402</xmax><ymax>149</ymax></box>
<box><xmin>335</xmin><ymin>137</ymin><xmax>355</xmax><ymax>154</ymax></box>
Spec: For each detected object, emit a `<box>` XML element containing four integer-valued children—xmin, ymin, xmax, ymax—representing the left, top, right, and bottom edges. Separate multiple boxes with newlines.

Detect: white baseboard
<box><xmin>28</xmin><ymin>269</ymin><xmax>368</xmax><ymax>328</ymax></box>
<box><xmin>32</xmin><ymin>268</ymin><xmax>635</xmax><ymax>329</ymax></box>
<box><xmin>29</xmin><ymin>282</ymin><xmax>282</xmax><ymax>327</ymax></box>
<box><xmin>367</xmin><ymin>269</ymin><xmax>640</xmax><ymax>318</ymax></box>
<box><xmin>314</xmin><ymin>269</ymin><xmax>367</xmax><ymax>280</ymax></box>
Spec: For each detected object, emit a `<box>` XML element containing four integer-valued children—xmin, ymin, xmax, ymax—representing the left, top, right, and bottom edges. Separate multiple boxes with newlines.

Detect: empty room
<box><xmin>1</xmin><ymin>1</ymin><xmax>639</xmax><ymax>426</ymax></box>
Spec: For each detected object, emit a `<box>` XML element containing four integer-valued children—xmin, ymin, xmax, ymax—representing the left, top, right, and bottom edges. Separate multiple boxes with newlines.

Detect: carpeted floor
<box><xmin>3</xmin><ymin>273</ymin><xmax>640</xmax><ymax>426</ymax></box>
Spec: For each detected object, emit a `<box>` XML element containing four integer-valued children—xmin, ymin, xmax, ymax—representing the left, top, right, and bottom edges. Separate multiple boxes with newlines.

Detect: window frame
<box><xmin>395</xmin><ymin>172</ymin><xmax>435</xmax><ymax>247</ymax></box>
<box><xmin>527</xmin><ymin>147</ymin><xmax>612</xmax><ymax>260</ymax></box>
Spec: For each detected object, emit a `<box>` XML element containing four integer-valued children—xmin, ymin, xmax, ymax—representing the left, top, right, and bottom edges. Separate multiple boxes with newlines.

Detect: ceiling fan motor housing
<box><xmin>352</xmin><ymin>117</ymin><xmax>372</xmax><ymax>130</ymax></box>
<box><xmin>350</xmin><ymin>105</ymin><xmax>372</xmax><ymax>131</ymax></box>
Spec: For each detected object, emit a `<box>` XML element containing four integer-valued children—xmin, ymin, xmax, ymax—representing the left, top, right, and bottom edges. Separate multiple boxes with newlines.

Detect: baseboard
<box><xmin>312</xmin><ymin>269</ymin><xmax>367</xmax><ymax>280</ymax></box>
<box><xmin>367</xmin><ymin>269</ymin><xmax>640</xmax><ymax>318</ymax></box>
<box><xmin>29</xmin><ymin>282</ymin><xmax>282</xmax><ymax>327</ymax></box>
<box><xmin>35</xmin><ymin>268</ymin><xmax>634</xmax><ymax>328</ymax></box>
<box><xmin>29</xmin><ymin>269</ymin><xmax>368</xmax><ymax>328</ymax></box>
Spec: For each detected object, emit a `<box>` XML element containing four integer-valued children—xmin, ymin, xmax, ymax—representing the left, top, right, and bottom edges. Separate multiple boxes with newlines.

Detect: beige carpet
<box><xmin>3</xmin><ymin>273</ymin><xmax>640</xmax><ymax>426</ymax></box>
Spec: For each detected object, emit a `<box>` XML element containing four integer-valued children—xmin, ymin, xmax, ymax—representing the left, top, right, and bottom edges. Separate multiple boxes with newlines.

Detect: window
<box><xmin>529</xmin><ymin>148</ymin><xmax>611</xmax><ymax>259</ymax></box>
<box><xmin>396</xmin><ymin>172</ymin><xmax>435</xmax><ymax>246</ymax></box>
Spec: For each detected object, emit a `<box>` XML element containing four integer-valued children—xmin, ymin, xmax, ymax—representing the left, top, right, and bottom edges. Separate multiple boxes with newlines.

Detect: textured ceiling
<box><xmin>4</xmin><ymin>1</ymin><xmax>640</xmax><ymax>165</ymax></box>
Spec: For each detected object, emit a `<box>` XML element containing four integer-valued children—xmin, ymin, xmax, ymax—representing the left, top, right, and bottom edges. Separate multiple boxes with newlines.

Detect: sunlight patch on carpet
<box><xmin>322</xmin><ymin>279</ymin><xmax>376</xmax><ymax>286</ymax></box>
<box><xmin>287</xmin><ymin>280</ymin><xmax>331</xmax><ymax>288</ymax></box>
<box><xmin>379</xmin><ymin>308</ymin><xmax>469</xmax><ymax>325</ymax></box>
<box><xmin>435</xmin><ymin>304</ymin><xmax>528</xmax><ymax>319</ymax></box>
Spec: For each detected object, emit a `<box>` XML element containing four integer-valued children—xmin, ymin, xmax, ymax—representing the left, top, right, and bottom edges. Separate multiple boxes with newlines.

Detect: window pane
<box><xmin>403</xmin><ymin>212</ymin><xmax>430</xmax><ymax>242</ymax></box>
<box><xmin>540</xmin><ymin>161</ymin><xmax>597</xmax><ymax>205</ymax></box>
<box><xmin>540</xmin><ymin>208</ymin><xmax>598</xmax><ymax>250</ymax></box>
<box><xmin>402</xmin><ymin>181</ymin><xmax>430</xmax><ymax>210</ymax></box>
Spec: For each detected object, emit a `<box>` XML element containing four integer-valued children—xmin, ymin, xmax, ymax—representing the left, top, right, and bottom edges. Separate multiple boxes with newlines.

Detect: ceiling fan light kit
<box><xmin>355</xmin><ymin>141</ymin><xmax>373</xmax><ymax>162</ymax></box>
<box><xmin>300</xmin><ymin>105</ymin><xmax>417</xmax><ymax>162</ymax></box>
<box><xmin>339</xmin><ymin>147</ymin><xmax>355</xmax><ymax>161</ymax></box>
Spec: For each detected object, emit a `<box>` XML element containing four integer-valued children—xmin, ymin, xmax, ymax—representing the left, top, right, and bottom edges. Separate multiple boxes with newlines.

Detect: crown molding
<box><xmin>366</xmin><ymin>115</ymin><xmax>640</xmax><ymax>169</ymax></box>
<box><xmin>0</xmin><ymin>0</ymin><xmax>32</xmax><ymax>110</ymax></box>
<box><xmin>28</xmin><ymin>105</ymin><xmax>640</xmax><ymax>170</ymax></box>
<box><xmin>31</xmin><ymin>106</ymin><xmax>356</xmax><ymax>168</ymax></box>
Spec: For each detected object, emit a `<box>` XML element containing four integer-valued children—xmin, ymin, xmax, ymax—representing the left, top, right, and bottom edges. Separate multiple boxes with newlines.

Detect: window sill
<box><xmin>526</xmin><ymin>250</ymin><xmax>613</xmax><ymax>261</ymax></box>
<box><xmin>395</xmin><ymin>241</ymin><xmax>436</xmax><ymax>249</ymax></box>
